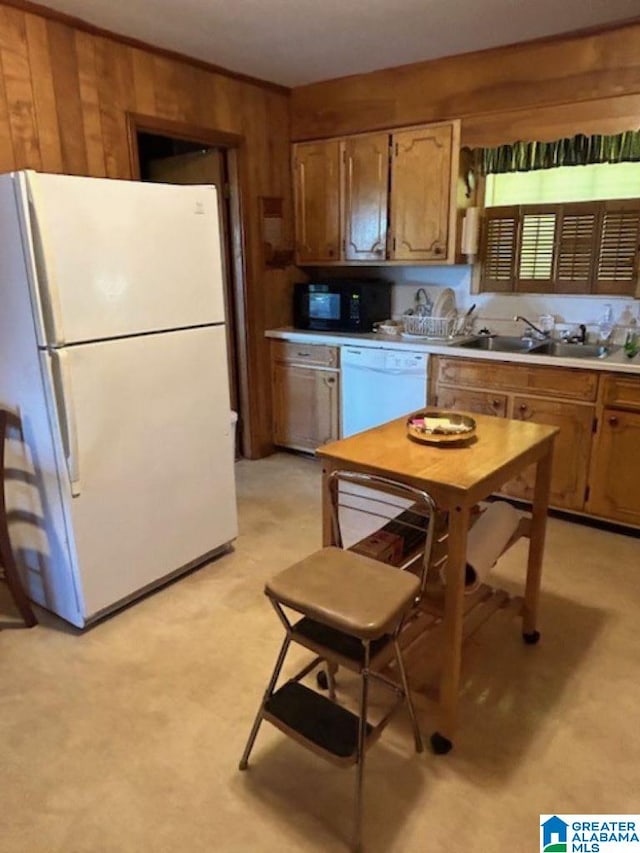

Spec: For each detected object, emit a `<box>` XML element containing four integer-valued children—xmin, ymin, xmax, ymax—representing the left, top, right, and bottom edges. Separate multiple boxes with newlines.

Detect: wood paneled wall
<box><xmin>291</xmin><ymin>22</ymin><xmax>640</xmax><ymax>146</ymax></box>
<box><xmin>0</xmin><ymin>1</ymin><xmax>294</xmax><ymax>457</ymax></box>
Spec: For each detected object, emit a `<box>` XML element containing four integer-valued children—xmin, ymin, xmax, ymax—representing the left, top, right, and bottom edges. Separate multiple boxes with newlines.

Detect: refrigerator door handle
<box><xmin>51</xmin><ymin>350</ymin><xmax>81</xmax><ymax>497</ymax></box>
<box><xmin>25</xmin><ymin>172</ymin><xmax>65</xmax><ymax>346</ymax></box>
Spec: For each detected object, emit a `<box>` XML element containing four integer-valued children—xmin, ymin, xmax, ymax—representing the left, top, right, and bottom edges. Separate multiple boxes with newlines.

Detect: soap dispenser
<box><xmin>598</xmin><ymin>303</ymin><xmax>614</xmax><ymax>343</ymax></box>
<box><xmin>619</xmin><ymin>304</ymin><xmax>638</xmax><ymax>327</ymax></box>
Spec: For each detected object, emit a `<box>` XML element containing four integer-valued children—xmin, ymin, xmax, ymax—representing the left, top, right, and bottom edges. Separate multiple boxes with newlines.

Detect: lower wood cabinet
<box><xmin>587</xmin><ymin>406</ymin><xmax>640</xmax><ymax>526</ymax></box>
<box><xmin>270</xmin><ymin>344</ymin><xmax>640</xmax><ymax>527</ymax></box>
<box><xmin>271</xmin><ymin>342</ymin><xmax>340</xmax><ymax>452</ymax></box>
<box><xmin>501</xmin><ymin>396</ymin><xmax>595</xmax><ymax>511</ymax></box>
<box><xmin>431</xmin><ymin>357</ymin><xmax>596</xmax><ymax>513</ymax></box>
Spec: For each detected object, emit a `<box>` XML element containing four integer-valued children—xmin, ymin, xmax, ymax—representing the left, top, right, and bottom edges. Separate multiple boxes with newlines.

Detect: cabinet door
<box><xmin>272</xmin><ymin>364</ymin><xmax>339</xmax><ymax>451</ymax></box>
<box><xmin>343</xmin><ymin>134</ymin><xmax>389</xmax><ymax>261</ymax></box>
<box><xmin>314</xmin><ymin>370</ymin><xmax>340</xmax><ymax>447</ymax></box>
<box><xmin>502</xmin><ymin>397</ymin><xmax>594</xmax><ymax>511</ymax></box>
<box><xmin>390</xmin><ymin>124</ymin><xmax>453</xmax><ymax>262</ymax></box>
<box><xmin>435</xmin><ymin>385</ymin><xmax>507</xmax><ymax>418</ymax></box>
<box><xmin>293</xmin><ymin>141</ymin><xmax>341</xmax><ymax>263</ymax></box>
<box><xmin>588</xmin><ymin>409</ymin><xmax>640</xmax><ymax>525</ymax></box>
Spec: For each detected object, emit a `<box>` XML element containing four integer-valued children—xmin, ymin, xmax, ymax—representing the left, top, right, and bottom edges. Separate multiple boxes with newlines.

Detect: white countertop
<box><xmin>266</xmin><ymin>327</ymin><xmax>640</xmax><ymax>375</ymax></box>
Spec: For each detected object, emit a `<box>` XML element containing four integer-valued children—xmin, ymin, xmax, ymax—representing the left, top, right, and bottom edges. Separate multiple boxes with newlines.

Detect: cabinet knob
<box><xmin>326</xmin><ymin>376</ymin><xmax>335</xmax><ymax>385</ymax></box>
<box><xmin>434</xmin><ymin>246</ymin><xmax>443</xmax><ymax>256</ymax></box>
<box><xmin>328</xmin><ymin>249</ymin><xmax>335</xmax><ymax>258</ymax></box>
<box><xmin>519</xmin><ymin>403</ymin><xmax>528</xmax><ymax>412</ymax></box>
<box><xmin>492</xmin><ymin>399</ymin><xmax>501</xmax><ymax>407</ymax></box>
<box><xmin>608</xmin><ymin>415</ymin><xmax>619</xmax><ymax>426</ymax></box>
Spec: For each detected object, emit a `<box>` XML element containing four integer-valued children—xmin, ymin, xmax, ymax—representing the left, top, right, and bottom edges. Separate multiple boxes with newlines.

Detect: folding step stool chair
<box><xmin>239</xmin><ymin>470</ymin><xmax>438</xmax><ymax>851</ymax></box>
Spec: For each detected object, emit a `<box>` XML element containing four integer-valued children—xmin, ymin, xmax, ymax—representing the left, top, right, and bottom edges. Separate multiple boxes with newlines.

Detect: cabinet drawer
<box><xmin>601</xmin><ymin>373</ymin><xmax>640</xmax><ymax>411</ymax></box>
<box><xmin>435</xmin><ymin>357</ymin><xmax>598</xmax><ymax>401</ymax></box>
<box><xmin>436</xmin><ymin>385</ymin><xmax>507</xmax><ymax>417</ymax></box>
<box><xmin>272</xmin><ymin>341</ymin><xmax>339</xmax><ymax>368</ymax></box>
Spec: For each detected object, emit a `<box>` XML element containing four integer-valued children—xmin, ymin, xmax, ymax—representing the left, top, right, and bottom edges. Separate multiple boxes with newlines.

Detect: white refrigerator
<box><xmin>0</xmin><ymin>171</ymin><xmax>238</xmax><ymax>628</ymax></box>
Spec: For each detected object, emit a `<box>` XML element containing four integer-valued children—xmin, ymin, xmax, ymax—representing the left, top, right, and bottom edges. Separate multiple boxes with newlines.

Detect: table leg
<box><xmin>321</xmin><ymin>462</ymin><xmax>337</xmax><ymax>546</ymax></box>
<box><xmin>522</xmin><ymin>441</ymin><xmax>554</xmax><ymax>643</ymax></box>
<box><xmin>319</xmin><ymin>462</ymin><xmax>343</xmax><ymax>696</ymax></box>
<box><xmin>432</xmin><ymin>504</ymin><xmax>470</xmax><ymax>754</ymax></box>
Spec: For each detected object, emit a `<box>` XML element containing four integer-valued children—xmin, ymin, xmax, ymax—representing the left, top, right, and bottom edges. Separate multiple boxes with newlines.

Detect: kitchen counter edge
<box><xmin>265</xmin><ymin>328</ymin><xmax>640</xmax><ymax>374</ymax></box>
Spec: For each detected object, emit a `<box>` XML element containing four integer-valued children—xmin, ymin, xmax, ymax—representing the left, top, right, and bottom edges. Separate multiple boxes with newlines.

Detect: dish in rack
<box><xmin>431</xmin><ymin>288</ymin><xmax>456</xmax><ymax>319</ymax></box>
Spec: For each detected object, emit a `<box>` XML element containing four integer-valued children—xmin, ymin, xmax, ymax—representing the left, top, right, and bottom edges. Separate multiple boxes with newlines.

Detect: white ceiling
<box><xmin>40</xmin><ymin>0</ymin><xmax>640</xmax><ymax>87</ymax></box>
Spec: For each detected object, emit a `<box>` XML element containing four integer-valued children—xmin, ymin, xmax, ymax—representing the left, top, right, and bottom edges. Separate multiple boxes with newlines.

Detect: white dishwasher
<box><xmin>341</xmin><ymin>346</ymin><xmax>429</xmax><ymax>437</ymax></box>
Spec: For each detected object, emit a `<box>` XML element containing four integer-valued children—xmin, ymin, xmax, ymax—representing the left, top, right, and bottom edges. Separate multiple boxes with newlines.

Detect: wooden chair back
<box><xmin>0</xmin><ymin>409</ymin><xmax>37</xmax><ymax>627</ymax></box>
<box><xmin>327</xmin><ymin>469</ymin><xmax>439</xmax><ymax>600</ymax></box>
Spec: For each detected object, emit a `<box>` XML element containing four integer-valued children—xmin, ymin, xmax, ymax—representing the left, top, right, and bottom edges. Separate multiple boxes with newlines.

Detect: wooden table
<box><xmin>316</xmin><ymin>412</ymin><xmax>558</xmax><ymax>753</ymax></box>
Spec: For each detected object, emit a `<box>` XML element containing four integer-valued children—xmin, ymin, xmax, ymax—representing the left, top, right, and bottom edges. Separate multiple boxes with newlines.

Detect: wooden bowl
<box><xmin>406</xmin><ymin>410</ymin><xmax>477</xmax><ymax>445</ymax></box>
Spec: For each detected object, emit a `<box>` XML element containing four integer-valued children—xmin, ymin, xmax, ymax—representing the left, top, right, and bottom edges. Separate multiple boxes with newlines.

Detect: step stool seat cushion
<box><xmin>266</xmin><ymin>547</ymin><xmax>420</xmax><ymax>641</ymax></box>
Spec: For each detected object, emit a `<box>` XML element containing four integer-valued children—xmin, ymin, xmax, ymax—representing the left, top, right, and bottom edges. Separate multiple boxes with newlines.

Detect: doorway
<box><xmin>130</xmin><ymin>121</ymin><xmax>246</xmax><ymax>456</ymax></box>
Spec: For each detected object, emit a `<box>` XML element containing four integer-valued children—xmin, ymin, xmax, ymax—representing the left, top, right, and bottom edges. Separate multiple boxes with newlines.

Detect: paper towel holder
<box><xmin>461</xmin><ymin>207</ymin><xmax>481</xmax><ymax>263</ymax></box>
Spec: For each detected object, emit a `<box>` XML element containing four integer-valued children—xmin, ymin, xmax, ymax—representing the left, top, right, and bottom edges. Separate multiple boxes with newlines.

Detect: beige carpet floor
<box><xmin>2</xmin><ymin>452</ymin><xmax>640</xmax><ymax>852</ymax></box>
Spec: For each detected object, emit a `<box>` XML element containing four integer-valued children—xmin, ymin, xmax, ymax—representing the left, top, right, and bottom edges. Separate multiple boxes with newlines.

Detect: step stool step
<box><xmin>264</xmin><ymin>681</ymin><xmax>372</xmax><ymax>764</ymax></box>
<box><xmin>294</xmin><ymin>617</ymin><xmax>391</xmax><ymax>665</ymax></box>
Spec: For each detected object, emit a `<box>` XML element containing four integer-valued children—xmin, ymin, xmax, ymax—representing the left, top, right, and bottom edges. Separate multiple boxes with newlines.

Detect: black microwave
<box><xmin>293</xmin><ymin>281</ymin><xmax>392</xmax><ymax>333</ymax></box>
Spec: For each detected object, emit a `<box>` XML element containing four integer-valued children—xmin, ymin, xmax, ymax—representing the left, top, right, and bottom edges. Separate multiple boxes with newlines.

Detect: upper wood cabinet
<box><xmin>342</xmin><ymin>134</ymin><xmax>389</xmax><ymax>261</ymax></box>
<box><xmin>390</xmin><ymin>125</ymin><xmax>453</xmax><ymax>262</ymax></box>
<box><xmin>293</xmin><ymin>141</ymin><xmax>341</xmax><ymax>263</ymax></box>
<box><xmin>292</xmin><ymin>120</ymin><xmax>460</xmax><ymax>266</ymax></box>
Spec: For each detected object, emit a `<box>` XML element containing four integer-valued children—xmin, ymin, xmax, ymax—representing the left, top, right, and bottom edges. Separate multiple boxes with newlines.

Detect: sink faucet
<box><xmin>514</xmin><ymin>315</ymin><xmax>550</xmax><ymax>339</ymax></box>
<box><xmin>563</xmin><ymin>324</ymin><xmax>588</xmax><ymax>344</ymax></box>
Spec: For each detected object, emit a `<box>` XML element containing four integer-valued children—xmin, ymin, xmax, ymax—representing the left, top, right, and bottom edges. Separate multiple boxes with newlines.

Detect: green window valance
<box><xmin>477</xmin><ymin>130</ymin><xmax>640</xmax><ymax>175</ymax></box>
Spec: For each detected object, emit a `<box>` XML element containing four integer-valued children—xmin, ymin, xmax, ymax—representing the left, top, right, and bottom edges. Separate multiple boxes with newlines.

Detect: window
<box><xmin>480</xmin><ymin>200</ymin><xmax>640</xmax><ymax>295</ymax></box>
<box><xmin>484</xmin><ymin>162</ymin><xmax>640</xmax><ymax>205</ymax></box>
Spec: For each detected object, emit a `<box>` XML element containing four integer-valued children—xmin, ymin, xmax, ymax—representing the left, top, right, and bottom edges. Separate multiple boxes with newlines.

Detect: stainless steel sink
<box><xmin>458</xmin><ymin>336</ymin><xmax>616</xmax><ymax>359</ymax></box>
<box><xmin>458</xmin><ymin>336</ymin><xmax>545</xmax><ymax>353</ymax></box>
<box><xmin>534</xmin><ymin>342</ymin><xmax>614</xmax><ymax>359</ymax></box>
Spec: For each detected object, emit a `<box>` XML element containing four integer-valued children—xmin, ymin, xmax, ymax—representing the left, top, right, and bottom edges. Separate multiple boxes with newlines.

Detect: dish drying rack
<box><xmin>402</xmin><ymin>313</ymin><xmax>458</xmax><ymax>339</ymax></box>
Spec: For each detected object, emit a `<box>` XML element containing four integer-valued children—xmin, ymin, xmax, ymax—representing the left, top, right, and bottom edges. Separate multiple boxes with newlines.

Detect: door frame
<box><xmin>127</xmin><ymin>112</ymin><xmax>253</xmax><ymax>457</ymax></box>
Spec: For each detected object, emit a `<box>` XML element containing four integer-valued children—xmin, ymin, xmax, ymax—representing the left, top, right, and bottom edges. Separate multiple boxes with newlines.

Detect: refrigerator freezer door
<box><xmin>54</xmin><ymin>324</ymin><xmax>237</xmax><ymax>619</ymax></box>
<box><xmin>21</xmin><ymin>172</ymin><xmax>226</xmax><ymax>346</ymax></box>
